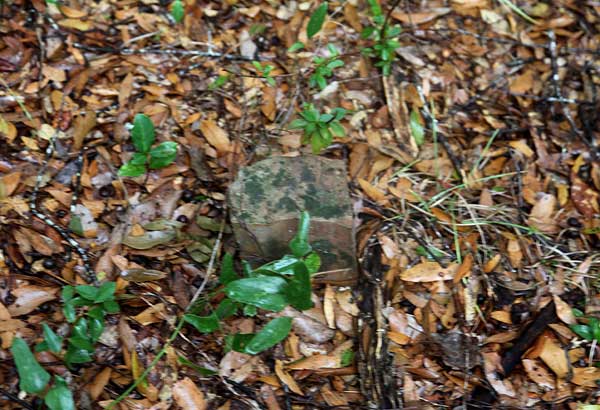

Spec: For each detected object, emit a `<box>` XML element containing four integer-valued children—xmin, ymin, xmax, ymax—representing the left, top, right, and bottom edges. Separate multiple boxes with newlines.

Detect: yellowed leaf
<box><xmin>275</xmin><ymin>360</ymin><xmax>303</xmax><ymax>395</ymax></box>
<box><xmin>200</xmin><ymin>119</ymin><xmax>232</xmax><ymax>154</ymax></box>
<box><xmin>400</xmin><ymin>261</ymin><xmax>458</xmax><ymax>282</ymax></box>
<box><xmin>59</xmin><ymin>4</ymin><xmax>87</xmax><ymax>17</ymax></box>
<box><xmin>490</xmin><ymin>310</ymin><xmax>512</xmax><ymax>324</ymax></box>
<box><xmin>0</xmin><ymin>116</ymin><xmax>17</xmax><ymax>142</ymax></box>
<box><xmin>172</xmin><ymin>377</ymin><xmax>208</xmax><ymax>410</ymax></box>
<box><xmin>508</xmin><ymin>139</ymin><xmax>534</xmax><ymax>158</ymax></box>
<box><xmin>0</xmin><ymin>172</ymin><xmax>21</xmax><ymax>199</ymax></box>
<box><xmin>58</xmin><ymin>18</ymin><xmax>91</xmax><ymax>31</ymax></box>
<box><xmin>358</xmin><ymin>178</ymin><xmax>386</xmax><ymax>202</ymax></box>
<box><xmin>87</xmin><ymin>367</ymin><xmax>112</xmax><ymax>400</ymax></box>
<box><xmin>507</xmin><ymin>239</ymin><xmax>522</xmax><ymax>268</ymax></box>
<box><xmin>553</xmin><ymin>295</ymin><xmax>577</xmax><ymax>325</ymax></box>
<box><xmin>538</xmin><ymin>336</ymin><xmax>569</xmax><ymax>378</ymax></box>
<box><xmin>571</xmin><ymin>367</ymin><xmax>600</xmax><ymax>387</ymax></box>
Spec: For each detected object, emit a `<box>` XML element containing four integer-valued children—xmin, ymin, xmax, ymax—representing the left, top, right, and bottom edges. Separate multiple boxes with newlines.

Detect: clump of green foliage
<box><xmin>361</xmin><ymin>0</ymin><xmax>402</xmax><ymax>76</ymax></box>
<box><xmin>309</xmin><ymin>44</ymin><xmax>344</xmax><ymax>90</ymax></box>
<box><xmin>571</xmin><ymin>309</ymin><xmax>600</xmax><ymax>344</ymax></box>
<box><xmin>11</xmin><ymin>282</ymin><xmax>120</xmax><ymax>410</ymax></box>
<box><xmin>252</xmin><ymin>61</ymin><xmax>276</xmax><ymax>87</ymax></box>
<box><xmin>289</xmin><ymin>104</ymin><xmax>347</xmax><ymax>154</ymax></box>
<box><xmin>184</xmin><ymin>211</ymin><xmax>319</xmax><ymax>355</ymax></box>
<box><xmin>119</xmin><ymin>114</ymin><xmax>179</xmax><ymax>177</ymax></box>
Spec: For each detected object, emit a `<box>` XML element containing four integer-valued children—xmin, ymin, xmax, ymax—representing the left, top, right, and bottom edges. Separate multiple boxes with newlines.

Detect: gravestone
<box><xmin>228</xmin><ymin>156</ymin><xmax>356</xmax><ymax>284</ymax></box>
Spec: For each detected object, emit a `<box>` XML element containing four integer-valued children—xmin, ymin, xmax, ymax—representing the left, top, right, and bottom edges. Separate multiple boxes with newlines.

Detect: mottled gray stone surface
<box><xmin>228</xmin><ymin>156</ymin><xmax>356</xmax><ymax>284</ymax></box>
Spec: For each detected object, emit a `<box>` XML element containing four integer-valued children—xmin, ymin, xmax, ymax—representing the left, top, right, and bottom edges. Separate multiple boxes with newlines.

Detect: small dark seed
<box><xmin>181</xmin><ymin>190</ymin><xmax>194</xmax><ymax>202</ymax></box>
<box><xmin>42</xmin><ymin>259</ymin><xmax>56</xmax><ymax>269</ymax></box>
<box><xmin>56</xmin><ymin>209</ymin><xmax>68</xmax><ymax>218</ymax></box>
<box><xmin>177</xmin><ymin>215</ymin><xmax>189</xmax><ymax>224</ymax></box>
<box><xmin>99</xmin><ymin>184</ymin><xmax>116</xmax><ymax>198</ymax></box>
<box><xmin>567</xmin><ymin>217</ymin><xmax>582</xmax><ymax>228</ymax></box>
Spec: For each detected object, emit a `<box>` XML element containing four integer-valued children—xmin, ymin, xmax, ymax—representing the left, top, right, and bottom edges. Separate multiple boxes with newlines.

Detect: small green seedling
<box><xmin>209</xmin><ymin>74</ymin><xmax>230</xmax><ymax>90</ymax></box>
<box><xmin>309</xmin><ymin>44</ymin><xmax>344</xmax><ymax>90</ymax></box>
<box><xmin>361</xmin><ymin>0</ymin><xmax>402</xmax><ymax>76</ymax></box>
<box><xmin>12</xmin><ymin>282</ymin><xmax>119</xmax><ymax>410</ymax></box>
<box><xmin>119</xmin><ymin>114</ymin><xmax>179</xmax><ymax>177</ymax></box>
<box><xmin>170</xmin><ymin>0</ymin><xmax>184</xmax><ymax>23</ymax></box>
<box><xmin>184</xmin><ymin>211</ymin><xmax>319</xmax><ymax>355</ymax></box>
<box><xmin>252</xmin><ymin>61</ymin><xmax>276</xmax><ymax>86</ymax></box>
<box><xmin>570</xmin><ymin>309</ymin><xmax>600</xmax><ymax>342</ymax></box>
<box><xmin>289</xmin><ymin>103</ymin><xmax>347</xmax><ymax>153</ymax></box>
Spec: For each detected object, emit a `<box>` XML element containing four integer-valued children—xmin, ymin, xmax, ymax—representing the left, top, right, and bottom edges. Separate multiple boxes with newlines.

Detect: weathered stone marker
<box><xmin>228</xmin><ymin>156</ymin><xmax>356</xmax><ymax>284</ymax></box>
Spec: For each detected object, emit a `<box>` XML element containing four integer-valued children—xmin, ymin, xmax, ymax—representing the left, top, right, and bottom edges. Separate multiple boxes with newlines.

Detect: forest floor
<box><xmin>1</xmin><ymin>0</ymin><xmax>600</xmax><ymax>409</ymax></box>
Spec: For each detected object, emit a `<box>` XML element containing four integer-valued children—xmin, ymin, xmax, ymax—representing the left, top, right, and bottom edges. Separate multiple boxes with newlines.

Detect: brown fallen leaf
<box><xmin>538</xmin><ymin>335</ymin><xmax>569</xmax><ymax>379</ymax></box>
<box><xmin>275</xmin><ymin>360</ymin><xmax>303</xmax><ymax>395</ymax></box>
<box><xmin>400</xmin><ymin>261</ymin><xmax>458</xmax><ymax>282</ymax></box>
<box><xmin>7</xmin><ymin>286</ymin><xmax>58</xmax><ymax>316</ymax></box>
<box><xmin>522</xmin><ymin>359</ymin><xmax>554</xmax><ymax>390</ymax></box>
<box><xmin>200</xmin><ymin>119</ymin><xmax>232</xmax><ymax>155</ymax></box>
<box><xmin>552</xmin><ymin>295</ymin><xmax>577</xmax><ymax>326</ymax></box>
<box><xmin>87</xmin><ymin>367</ymin><xmax>112</xmax><ymax>401</ymax></box>
<box><xmin>571</xmin><ymin>367</ymin><xmax>600</xmax><ymax>387</ymax></box>
<box><xmin>172</xmin><ymin>377</ymin><xmax>208</xmax><ymax>410</ymax></box>
<box><xmin>527</xmin><ymin>193</ymin><xmax>559</xmax><ymax>234</ymax></box>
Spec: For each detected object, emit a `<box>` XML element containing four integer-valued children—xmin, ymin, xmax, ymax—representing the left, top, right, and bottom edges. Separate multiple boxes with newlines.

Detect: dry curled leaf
<box><xmin>172</xmin><ymin>377</ymin><xmax>208</xmax><ymax>410</ymax></box>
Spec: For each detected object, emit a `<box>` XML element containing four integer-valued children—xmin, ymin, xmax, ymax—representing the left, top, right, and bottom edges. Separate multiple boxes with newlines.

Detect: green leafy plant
<box><xmin>570</xmin><ymin>310</ymin><xmax>600</xmax><ymax>342</ymax></box>
<box><xmin>170</xmin><ymin>0</ymin><xmax>184</xmax><ymax>23</ymax></box>
<box><xmin>184</xmin><ymin>211</ymin><xmax>319</xmax><ymax>355</ymax></box>
<box><xmin>119</xmin><ymin>114</ymin><xmax>179</xmax><ymax>177</ymax></box>
<box><xmin>361</xmin><ymin>0</ymin><xmax>402</xmax><ymax>76</ymax></box>
<box><xmin>289</xmin><ymin>103</ymin><xmax>347</xmax><ymax>153</ymax></box>
<box><xmin>209</xmin><ymin>74</ymin><xmax>230</xmax><ymax>90</ymax></box>
<box><xmin>309</xmin><ymin>44</ymin><xmax>344</xmax><ymax>90</ymax></box>
<box><xmin>307</xmin><ymin>2</ymin><xmax>328</xmax><ymax>39</ymax></box>
<box><xmin>252</xmin><ymin>61</ymin><xmax>276</xmax><ymax>86</ymax></box>
<box><xmin>11</xmin><ymin>281</ymin><xmax>119</xmax><ymax>410</ymax></box>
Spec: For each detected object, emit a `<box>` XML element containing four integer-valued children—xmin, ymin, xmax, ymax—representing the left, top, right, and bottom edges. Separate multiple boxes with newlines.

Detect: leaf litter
<box><xmin>1</xmin><ymin>0</ymin><xmax>600</xmax><ymax>409</ymax></box>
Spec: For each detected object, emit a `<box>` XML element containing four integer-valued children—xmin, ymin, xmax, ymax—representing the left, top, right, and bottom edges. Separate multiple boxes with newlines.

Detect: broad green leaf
<box><xmin>361</xmin><ymin>26</ymin><xmax>376</xmax><ymax>39</ymax></box>
<box><xmin>65</xmin><ymin>344</ymin><xmax>93</xmax><ymax>365</ymax></box>
<box><xmin>289</xmin><ymin>211</ymin><xmax>311</xmax><ymax>257</ymax></box>
<box><xmin>316</xmin><ymin>75</ymin><xmax>327</xmax><ymax>90</ymax></box>
<box><xmin>149</xmin><ymin>141</ymin><xmax>178</xmax><ymax>169</ymax></box>
<box><xmin>289</xmin><ymin>119</ymin><xmax>308</xmax><ymax>129</ymax></box>
<box><xmin>255</xmin><ymin>255</ymin><xmax>302</xmax><ymax>276</ymax></box>
<box><xmin>184</xmin><ymin>313</ymin><xmax>220</xmax><ymax>333</ymax></box>
<box><xmin>284</xmin><ymin>263</ymin><xmax>313</xmax><ymax>311</ymax></box>
<box><xmin>215</xmin><ymin>298</ymin><xmax>237</xmax><ymax>319</ymax></box>
<box><xmin>244</xmin><ymin>317</ymin><xmax>292</xmax><ymax>355</ymax></box>
<box><xmin>62</xmin><ymin>286</ymin><xmax>75</xmax><ymax>302</ymax></box>
<box><xmin>131</xmin><ymin>114</ymin><xmax>155</xmax><ymax>153</ymax></box>
<box><xmin>225</xmin><ymin>333</ymin><xmax>254</xmax><ymax>353</ymax></box>
<box><xmin>329</xmin><ymin>121</ymin><xmax>345</xmax><ymax>137</ymax></box>
<box><xmin>243</xmin><ymin>304</ymin><xmax>257</xmax><ymax>316</ymax></box>
<box><xmin>69</xmin><ymin>336</ymin><xmax>94</xmax><ymax>352</ymax></box>
<box><xmin>68</xmin><ymin>215</ymin><xmax>83</xmax><ymax>236</ymax></box>
<box><xmin>304</xmin><ymin>252</ymin><xmax>321</xmax><ymax>274</ymax></box>
<box><xmin>63</xmin><ymin>301</ymin><xmax>76</xmax><ymax>323</ymax></box>
<box><xmin>327</xmin><ymin>59</ymin><xmax>344</xmax><ymax>70</ymax></box>
<box><xmin>11</xmin><ymin>337</ymin><xmax>50</xmax><ymax>393</ymax></box>
<box><xmin>41</xmin><ymin>324</ymin><xmax>63</xmax><ymax>353</ymax></box>
<box><xmin>319</xmin><ymin>113</ymin><xmax>333</xmax><ymax>123</ymax></box>
<box><xmin>103</xmin><ymin>300</ymin><xmax>120</xmax><ymax>314</ymax></box>
<box><xmin>220</xmin><ymin>253</ymin><xmax>239</xmax><ymax>285</ymax></box>
<box><xmin>572</xmin><ymin>308</ymin><xmax>584</xmax><ymax>317</ymax></box>
<box><xmin>300</xmin><ymin>105</ymin><xmax>319</xmax><ymax>122</ymax></box>
<box><xmin>224</xmin><ymin>276</ymin><xmax>288</xmax><ymax>311</ymax></box>
<box><xmin>88</xmin><ymin>317</ymin><xmax>104</xmax><ymax>342</ymax></box>
<box><xmin>287</xmin><ymin>41</ymin><xmax>305</xmax><ymax>53</ymax></box>
<box><xmin>130</xmin><ymin>152</ymin><xmax>147</xmax><ymax>165</ymax></box>
<box><xmin>570</xmin><ymin>324</ymin><xmax>594</xmax><ymax>341</ymax></box>
<box><xmin>44</xmin><ymin>376</ymin><xmax>75</xmax><ymax>410</ymax></box>
<box><xmin>340</xmin><ymin>349</ymin><xmax>354</xmax><ymax>366</ymax></box>
<box><xmin>95</xmin><ymin>282</ymin><xmax>116</xmax><ymax>303</ymax></box>
<box><xmin>118</xmin><ymin>161</ymin><xmax>147</xmax><ymax>177</ymax></box>
<box><xmin>170</xmin><ymin>0</ymin><xmax>184</xmax><ymax>23</ymax></box>
<box><xmin>410</xmin><ymin>109</ymin><xmax>425</xmax><ymax>146</ymax></box>
<box><xmin>75</xmin><ymin>285</ymin><xmax>98</xmax><ymax>301</ymax></box>
<box><xmin>87</xmin><ymin>306</ymin><xmax>105</xmax><ymax>321</ymax></box>
<box><xmin>307</xmin><ymin>2</ymin><xmax>328</xmax><ymax>39</ymax></box>
<box><xmin>35</xmin><ymin>341</ymin><xmax>49</xmax><ymax>352</ymax></box>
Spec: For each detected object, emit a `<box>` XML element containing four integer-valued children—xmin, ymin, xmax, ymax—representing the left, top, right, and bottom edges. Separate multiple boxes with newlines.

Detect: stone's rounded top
<box><xmin>228</xmin><ymin>155</ymin><xmax>352</xmax><ymax>225</ymax></box>
<box><xmin>228</xmin><ymin>155</ymin><xmax>357</xmax><ymax>284</ymax></box>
